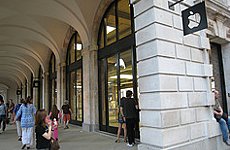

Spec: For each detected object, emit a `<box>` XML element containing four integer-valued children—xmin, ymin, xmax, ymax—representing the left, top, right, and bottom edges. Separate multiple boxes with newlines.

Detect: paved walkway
<box><xmin>0</xmin><ymin>124</ymin><xmax>138</xmax><ymax>150</ymax></box>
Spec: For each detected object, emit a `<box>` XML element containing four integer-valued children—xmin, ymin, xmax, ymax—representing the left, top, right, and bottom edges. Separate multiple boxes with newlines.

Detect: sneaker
<box><xmin>224</xmin><ymin>140</ymin><xmax>230</xmax><ymax>146</ymax></box>
<box><xmin>18</xmin><ymin>137</ymin><xmax>22</xmax><ymax>141</ymax></box>
<box><xmin>127</xmin><ymin>143</ymin><xmax>134</xmax><ymax>147</ymax></box>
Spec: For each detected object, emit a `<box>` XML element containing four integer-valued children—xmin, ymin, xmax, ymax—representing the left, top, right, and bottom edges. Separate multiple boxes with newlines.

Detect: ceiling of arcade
<box><xmin>0</xmin><ymin>0</ymin><xmax>103</xmax><ymax>89</ymax></box>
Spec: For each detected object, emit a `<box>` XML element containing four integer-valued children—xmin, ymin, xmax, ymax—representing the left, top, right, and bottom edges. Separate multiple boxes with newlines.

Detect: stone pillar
<box><xmin>131</xmin><ymin>0</ymin><xmax>214</xmax><ymax>149</ymax></box>
<box><xmin>82</xmin><ymin>44</ymin><xmax>99</xmax><ymax>132</ymax></box>
<box><xmin>27</xmin><ymin>82</ymin><xmax>31</xmax><ymax>97</ymax></box>
<box><xmin>56</xmin><ymin>64</ymin><xmax>61</xmax><ymax>110</ymax></box>
<box><xmin>59</xmin><ymin>62</ymin><xmax>66</xmax><ymax>110</ymax></box>
<box><xmin>22</xmin><ymin>84</ymin><xmax>26</xmax><ymax>99</ymax></box>
<box><xmin>43</xmin><ymin>72</ymin><xmax>49</xmax><ymax>110</ymax></box>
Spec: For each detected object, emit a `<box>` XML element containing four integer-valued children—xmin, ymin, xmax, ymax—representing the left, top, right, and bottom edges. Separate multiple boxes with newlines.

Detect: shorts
<box><xmin>118</xmin><ymin>117</ymin><xmax>126</xmax><ymax>124</ymax></box>
<box><xmin>63</xmin><ymin>114</ymin><xmax>70</xmax><ymax>122</ymax></box>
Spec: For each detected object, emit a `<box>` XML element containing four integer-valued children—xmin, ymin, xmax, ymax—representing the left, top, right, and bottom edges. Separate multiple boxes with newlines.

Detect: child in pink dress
<box><xmin>53</xmin><ymin>118</ymin><xmax>58</xmax><ymax>140</ymax></box>
<box><xmin>49</xmin><ymin>105</ymin><xmax>60</xmax><ymax>141</ymax></box>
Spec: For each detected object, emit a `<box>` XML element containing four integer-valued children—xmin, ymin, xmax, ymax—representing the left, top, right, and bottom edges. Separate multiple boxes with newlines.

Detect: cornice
<box><xmin>206</xmin><ymin>0</ymin><xmax>230</xmax><ymax>18</ymax></box>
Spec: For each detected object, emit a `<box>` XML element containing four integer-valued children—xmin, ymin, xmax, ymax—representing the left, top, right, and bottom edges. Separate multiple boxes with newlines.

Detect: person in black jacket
<box><xmin>35</xmin><ymin>109</ymin><xmax>52</xmax><ymax>150</ymax></box>
<box><xmin>120</xmin><ymin>90</ymin><xmax>138</xmax><ymax>147</ymax></box>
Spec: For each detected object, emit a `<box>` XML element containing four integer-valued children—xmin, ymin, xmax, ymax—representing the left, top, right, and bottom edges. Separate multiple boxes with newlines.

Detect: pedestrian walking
<box><xmin>13</xmin><ymin>98</ymin><xmax>24</xmax><ymax>141</ymax></box>
<box><xmin>0</xmin><ymin>95</ymin><xmax>7</xmax><ymax>133</ymax></box>
<box><xmin>115</xmin><ymin>102</ymin><xmax>127</xmax><ymax>143</ymax></box>
<box><xmin>49</xmin><ymin>104</ymin><xmax>60</xmax><ymax>140</ymax></box>
<box><xmin>14</xmin><ymin>96</ymin><xmax>36</xmax><ymax>149</ymax></box>
<box><xmin>61</xmin><ymin>101</ymin><xmax>71</xmax><ymax>129</ymax></box>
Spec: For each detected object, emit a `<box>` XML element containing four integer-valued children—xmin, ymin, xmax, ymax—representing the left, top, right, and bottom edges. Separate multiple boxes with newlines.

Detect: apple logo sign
<box><xmin>187</xmin><ymin>11</ymin><xmax>201</xmax><ymax>29</ymax></box>
<box><xmin>182</xmin><ymin>1</ymin><xmax>208</xmax><ymax>35</ymax></box>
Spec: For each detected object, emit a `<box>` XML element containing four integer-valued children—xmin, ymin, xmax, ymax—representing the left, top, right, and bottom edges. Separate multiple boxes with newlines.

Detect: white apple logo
<box><xmin>188</xmin><ymin>11</ymin><xmax>201</xmax><ymax>29</ymax></box>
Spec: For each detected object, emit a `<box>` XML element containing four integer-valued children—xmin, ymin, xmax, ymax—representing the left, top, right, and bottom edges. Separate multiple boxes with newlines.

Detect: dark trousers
<box><xmin>0</xmin><ymin>115</ymin><xmax>6</xmax><ymax>131</ymax></box>
<box><xmin>126</xmin><ymin>118</ymin><xmax>136</xmax><ymax>145</ymax></box>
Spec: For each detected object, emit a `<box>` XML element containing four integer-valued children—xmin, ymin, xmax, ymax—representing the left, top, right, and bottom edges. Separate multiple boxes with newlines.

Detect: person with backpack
<box><xmin>13</xmin><ymin>98</ymin><xmax>24</xmax><ymax>141</ymax></box>
<box><xmin>0</xmin><ymin>95</ymin><xmax>7</xmax><ymax>133</ymax></box>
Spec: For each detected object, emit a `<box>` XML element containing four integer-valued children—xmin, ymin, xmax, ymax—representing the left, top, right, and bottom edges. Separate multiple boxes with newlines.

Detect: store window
<box><xmin>38</xmin><ymin>66</ymin><xmax>43</xmax><ymax>109</ymax></box>
<box><xmin>98</xmin><ymin>0</ymin><xmax>138</xmax><ymax>134</ymax></box>
<box><xmin>66</xmin><ymin>32</ymin><xmax>83</xmax><ymax>125</ymax></box>
<box><xmin>49</xmin><ymin>53</ymin><xmax>57</xmax><ymax>112</ymax></box>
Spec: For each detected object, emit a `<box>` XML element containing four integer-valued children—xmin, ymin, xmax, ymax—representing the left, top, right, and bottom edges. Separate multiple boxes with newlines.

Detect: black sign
<box><xmin>182</xmin><ymin>1</ymin><xmax>208</xmax><ymax>36</ymax></box>
<box><xmin>16</xmin><ymin>89</ymin><xmax>21</xmax><ymax>95</ymax></box>
<box><xmin>33</xmin><ymin>80</ymin><xmax>40</xmax><ymax>88</ymax></box>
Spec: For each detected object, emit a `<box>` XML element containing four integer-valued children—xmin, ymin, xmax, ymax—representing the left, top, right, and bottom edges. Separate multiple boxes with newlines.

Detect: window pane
<box><xmin>76</xmin><ymin>68</ymin><xmax>82</xmax><ymax>121</ymax></box>
<box><xmin>51</xmin><ymin>55</ymin><xmax>55</xmax><ymax>73</ymax></box>
<box><xmin>99</xmin><ymin>24</ymin><xmax>105</xmax><ymax>49</ymax></box>
<box><xmin>70</xmin><ymin>37</ymin><xmax>75</xmax><ymax>64</ymax></box>
<box><xmin>99</xmin><ymin>59</ymin><xmax>106</xmax><ymax>125</ymax></box>
<box><xmin>51</xmin><ymin>79</ymin><xmax>57</xmax><ymax>107</ymax></box>
<box><xmin>107</xmin><ymin>55</ymin><xmax>118</xmax><ymax>127</ymax></box>
<box><xmin>118</xmin><ymin>0</ymin><xmax>131</xmax><ymax>39</ymax></box>
<box><xmin>120</xmin><ymin>49</ymin><xmax>133</xmax><ymax>98</ymax></box>
<box><xmin>70</xmin><ymin>71</ymin><xmax>77</xmax><ymax>120</ymax></box>
<box><xmin>105</xmin><ymin>4</ymin><xmax>116</xmax><ymax>46</ymax></box>
<box><xmin>76</xmin><ymin>34</ymin><xmax>82</xmax><ymax>61</ymax></box>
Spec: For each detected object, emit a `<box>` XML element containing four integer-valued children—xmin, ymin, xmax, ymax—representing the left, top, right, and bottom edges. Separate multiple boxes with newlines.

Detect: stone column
<box><xmin>131</xmin><ymin>0</ymin><xmax>214</xmax><ymax>149</ymax></box>
<box><xmin>59</xmin><ymin>62</ymin><xmax>66</xmax><ymax>110</ymax></box>
<box><xmin>27</xmin><ymin>82</ymin><xmax>31</xmax><ymax>97</ymax></box>
<box><xmin>56</xmin><ymin>63</ymin><xmax>61</xmax><ymax>110</ymax></box>
<box><xmin>43</xmin><ymin>72</ymin><xmax>49</xmax><ymax>110</ymax></box>
<box><xmin>82</xmin><ymin>44</ymin><xmax>99</xmax><ymax>132</ymax></box>
<box><xmin>22</xmin><ymin>84</ymin><xmax>26</xmax><ymax>99</ymax></box>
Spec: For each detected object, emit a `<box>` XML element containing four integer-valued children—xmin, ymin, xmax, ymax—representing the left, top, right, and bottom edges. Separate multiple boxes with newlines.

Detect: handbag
<box><xmin>50</xmin><ymin>138</ymin><xmax>60</xmax><ymax>150</ymax></box>
<box><xmin>5</xmin><ymin>117</ymin><xmax>9</xmax><ymax>124</ymax></box>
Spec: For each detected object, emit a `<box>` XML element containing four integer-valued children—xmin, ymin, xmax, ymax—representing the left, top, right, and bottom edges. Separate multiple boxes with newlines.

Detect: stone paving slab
<box><xmin>0</xmin><ymin>124</ymin><xmax>138</xmax><ymax>150</ymax></box>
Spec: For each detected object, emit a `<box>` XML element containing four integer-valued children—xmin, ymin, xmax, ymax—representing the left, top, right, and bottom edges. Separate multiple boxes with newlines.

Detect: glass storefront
<box><xmin>49</xmin><ymin>53</ymin><xmax>57</xmax><ymax>112</ymax></box>
<box><xmin>66</xmin><ymin>32</ymin><xmax>83</xmax><ymax>125</ymax></box>
<box><xmin>98</xmin><ymin>0</ymin><xmax>138</xmax><ymax>134</ymax></box>
<box><xmin>38</xmin><ymin>66</ymin><xmax>43</xmax><ymax>110</ymax></box>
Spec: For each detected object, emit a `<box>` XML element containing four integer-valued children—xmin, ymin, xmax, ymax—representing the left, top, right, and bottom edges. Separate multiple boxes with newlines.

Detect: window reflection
<box><xmin>76</xmin><ymin>69</ymin><xmax>82</xmax><ymax>121</ymax></box>
<box><xmin>66</xmin><ymin>32</ymin><xmax>83</xmax><ymax>124</ymax></box>
<box><xmin>70</xmin><ymin>71</ymin><xmax>76</xmax><ymax>120</ymax></box>
<box><xmin>118</xmin><ymin>0</ymin><xmax>131</xmax><ymax>39</ymax></box>
<box><xmin>105</xmin><ymin>3</ymin><xmax>116</xmax><ymax>45</ymax></box>
<box><xmin>108</xmin><ymin>55</ymin><xmax>118</xmax><ymax>127</ymax></box>
<box><xmin>120</xmin><ymin>49</ymin><xmax>133</xmax><ymax>97</ymax></box>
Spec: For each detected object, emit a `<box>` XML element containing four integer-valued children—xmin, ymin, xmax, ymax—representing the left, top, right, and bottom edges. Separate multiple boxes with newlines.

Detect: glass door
<box><xmin>99</xmin><ymin>47</ymin><xmax>136</xmax><ymax>134</ymax></box>
<box><xmin>69</xmin><ymin>68</ymin><xmax>83</xmax><ymax>125</ymax></box>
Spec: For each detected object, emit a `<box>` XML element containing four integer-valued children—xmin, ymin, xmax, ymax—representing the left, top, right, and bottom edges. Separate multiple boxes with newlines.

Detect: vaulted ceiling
<box><xmin>0</xmin><ymin>0</ymin><xmax>103</xmax><ymax>89</ymax></box>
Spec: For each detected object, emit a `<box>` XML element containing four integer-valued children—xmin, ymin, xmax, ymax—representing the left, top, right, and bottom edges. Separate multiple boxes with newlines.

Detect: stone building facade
<box><xmin>0</xmin><ymin>0</ymin><xmax>230</xmax><ymax>149</ymax></box>
<box><xmin>131</xmin><ymin>0</ymin><xmax>230</xmax><ymax>149</ymax></box>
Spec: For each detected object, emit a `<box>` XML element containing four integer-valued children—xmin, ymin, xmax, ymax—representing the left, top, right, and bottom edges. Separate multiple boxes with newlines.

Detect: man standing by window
<box><xmin>120</xmin><ymin>90</ymin><xmax>138</xmax><ymax>147</ymax></box>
